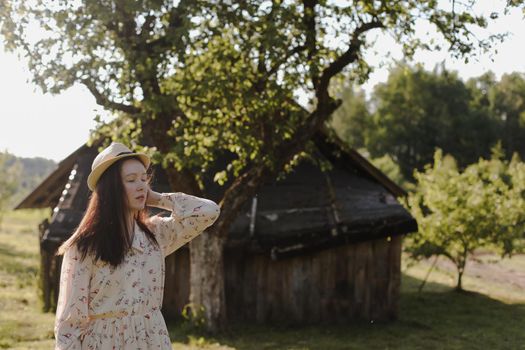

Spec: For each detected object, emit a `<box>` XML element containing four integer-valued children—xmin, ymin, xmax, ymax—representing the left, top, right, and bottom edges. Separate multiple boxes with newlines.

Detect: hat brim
<box><xmin>87</xmin><ymin>153</ymin><xmax>151</xmax><ymax>191</ymax></box>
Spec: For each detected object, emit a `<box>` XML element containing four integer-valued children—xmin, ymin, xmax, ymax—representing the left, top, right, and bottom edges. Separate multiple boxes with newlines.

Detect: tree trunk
<box><xmin>188</xmin><ymin>231</ymin><xmax>227</xmax><ymax>332</ymax></box>
<box><xmin>455</xmin><ymin>258</ymin><xmax>467</xmax><ymax>291</ymax></box>
<box><xmin>456</xmin><ymin>268</ymin><xmax>464</xmax><ymax>291</ymax></box>
<box><xmin>455</xmin><ymin>247</ymin><xmax>468</xmax><ymax>291</ymax></box>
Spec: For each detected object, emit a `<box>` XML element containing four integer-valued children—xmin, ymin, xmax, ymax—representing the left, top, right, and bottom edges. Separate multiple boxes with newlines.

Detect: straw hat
<box><xmin>87</xmin><ymin>142</ymin><xmax>150</xmax><ymax>191</ymax></box>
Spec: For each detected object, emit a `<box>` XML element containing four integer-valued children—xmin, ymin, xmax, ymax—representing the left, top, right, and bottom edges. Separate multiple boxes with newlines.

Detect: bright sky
<box><xmin>0</xmin><ymin>45</ymin><xmax>108</xmax><ymax>162</ymax></box>
<box><xmin>0</xmin><ymin>2</ymin><xmax>523</xmax><ymax>162</ymax></box>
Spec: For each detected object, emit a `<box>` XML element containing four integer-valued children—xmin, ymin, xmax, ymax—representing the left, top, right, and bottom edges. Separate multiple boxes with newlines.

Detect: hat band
<box><xmin>116</xmin><ymin>151</ymin><xmax>134</xmax><ymax>156</ymax></box>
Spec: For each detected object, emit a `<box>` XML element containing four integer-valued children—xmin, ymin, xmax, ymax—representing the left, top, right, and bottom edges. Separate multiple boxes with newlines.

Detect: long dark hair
<box><xmin>57</xmin><ymin>156</ymin><xmax>159</xmax><ymax>266</ymax></box>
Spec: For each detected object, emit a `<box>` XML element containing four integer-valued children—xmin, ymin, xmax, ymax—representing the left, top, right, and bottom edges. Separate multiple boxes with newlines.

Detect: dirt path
<box><xmin>428</xmin><ymin>253</ymin><xmax>525</xmax><ymax>291</ymax></box>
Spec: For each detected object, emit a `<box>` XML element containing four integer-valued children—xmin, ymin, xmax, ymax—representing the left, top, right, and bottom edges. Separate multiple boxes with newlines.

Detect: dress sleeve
<box><xmin>54</xmin><ymin>244</ymin><xmax>92</xmax><ymax>350</ymax></box>
<box><xmin>148</xmin><ymin>192</ymin><xmax>221</xmax><ymax>257</ymax></box>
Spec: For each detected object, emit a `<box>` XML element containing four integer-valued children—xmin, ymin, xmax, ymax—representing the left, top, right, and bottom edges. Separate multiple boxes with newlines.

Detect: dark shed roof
<box><xmin>226</xmin><ymin>130</ymin><xmax>416</xmax><ymax>258</ymax></box>
<box><xmin>14</xmin><ymin>142</ymin><xmax>92</xmax><ymax>210</ymax></box>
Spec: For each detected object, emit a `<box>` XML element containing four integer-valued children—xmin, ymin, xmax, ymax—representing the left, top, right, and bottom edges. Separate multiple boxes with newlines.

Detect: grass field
<box><xmin>1</xmin><ymin>209</ymin><xmax>524</xmax><ymax>349</ymax></box>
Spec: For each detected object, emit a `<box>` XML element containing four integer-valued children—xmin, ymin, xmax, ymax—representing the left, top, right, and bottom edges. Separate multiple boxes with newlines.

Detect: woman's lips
<box><xmin>136</xmin><ymin>195</ymin><xmax>145</xmax><ymax>201</ymax></box>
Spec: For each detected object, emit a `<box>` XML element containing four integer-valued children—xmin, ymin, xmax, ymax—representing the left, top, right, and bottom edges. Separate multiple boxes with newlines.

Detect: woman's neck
<box><xmin>126</xmin><ymin>211</ymin><xmax>137</xmax><ymax>237</ymax></box>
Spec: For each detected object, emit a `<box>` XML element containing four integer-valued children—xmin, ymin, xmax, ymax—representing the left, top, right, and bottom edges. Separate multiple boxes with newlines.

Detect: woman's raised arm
<box><xmin>146</xmin><ymin>190</ymin><xmax>220</xmax><ymax>257</ymax></box>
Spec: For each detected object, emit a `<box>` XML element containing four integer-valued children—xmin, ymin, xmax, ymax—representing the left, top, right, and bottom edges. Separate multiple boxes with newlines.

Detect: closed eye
<box><xmin>126</xmin><ymin>178</ymin><xmax>147</xmax><ymax>182</ymax></box>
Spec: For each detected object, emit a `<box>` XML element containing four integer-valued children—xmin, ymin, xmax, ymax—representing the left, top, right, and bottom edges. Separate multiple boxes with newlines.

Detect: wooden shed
<box><xmin>16</xmin><ymin>129</ymin><xmax>417</xmax><ymax>324</ymax></box>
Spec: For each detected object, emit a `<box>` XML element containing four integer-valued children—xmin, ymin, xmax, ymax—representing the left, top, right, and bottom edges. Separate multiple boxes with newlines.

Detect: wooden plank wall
<box><xmin>162</xmin><ymin>248</ymin><xmax>190</xmax><ymax>319</ymax></box>
<box><xmin>41</xmin><ymin>247</ymin><xmax>62</xmax><ymax>312</ymax></box>
<box><xmin>224</xmin><ymin>235</ymin><xmax>402</xmax><ymax>324</ymax></box>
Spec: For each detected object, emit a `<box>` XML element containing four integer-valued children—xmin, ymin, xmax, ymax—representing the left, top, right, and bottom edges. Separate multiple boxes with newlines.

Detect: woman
<box><xmin>54</xmin><ymin>142</ymin><xmax>220</xmax><ymax>349</ymax></box>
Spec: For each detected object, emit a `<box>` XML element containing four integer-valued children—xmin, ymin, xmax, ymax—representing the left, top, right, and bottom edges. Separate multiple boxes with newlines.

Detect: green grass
<box><xmin>166</xmin><ymin>276</ymin><xmax>525</xmax><ymax>350</ymax></box>
<box><xmin>0</xmin><ymin>209</ymin><xmax>55</xmax><ymax>349</ymax></box>
<box><xmin>1</xmin><ymin>209</ymin><xmax>524</xmax><ymax>349</ymax></box>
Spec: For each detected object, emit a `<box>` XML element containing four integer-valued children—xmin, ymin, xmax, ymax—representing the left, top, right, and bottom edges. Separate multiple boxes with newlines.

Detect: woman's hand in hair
<box><xmin>146</xmin><ymin>187</ymin><xmax>162</xmax><ymax>207</ymax></box>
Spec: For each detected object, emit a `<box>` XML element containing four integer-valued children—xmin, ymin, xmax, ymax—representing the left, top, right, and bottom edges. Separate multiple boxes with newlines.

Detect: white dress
<box><xmin>54</xmin><ymin>192</ymin><xmax>220</xmax><ymax>349</ymax></box>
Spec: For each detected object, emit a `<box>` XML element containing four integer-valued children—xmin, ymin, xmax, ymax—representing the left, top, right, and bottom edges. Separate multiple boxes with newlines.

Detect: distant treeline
<box><xmin>330</xmin><ymin>64</ymin><xmax>525</xmax><ymax>183</ymax></box>
<box><xmin>0</xmin><ymin>152</ymin><xmax>56</xmax><ymax>209</ymax></box>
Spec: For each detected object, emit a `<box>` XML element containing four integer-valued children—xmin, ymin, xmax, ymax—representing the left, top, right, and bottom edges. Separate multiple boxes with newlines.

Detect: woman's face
<box><xmin>120</xmin><ymin>158</ymin><xmax>148</xmax><ymax>214</ymax></box>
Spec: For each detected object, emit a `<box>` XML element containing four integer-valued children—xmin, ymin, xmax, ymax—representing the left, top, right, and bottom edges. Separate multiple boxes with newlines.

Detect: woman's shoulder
<box><xmin>56</xmin><ymin>233</ymin><xmax>77</xmax><ymax>256</ymax></box>
<box><xmin>57</xmin><ymin>235</ymin><xmax>95</xmax><ymax>265</ymax></box>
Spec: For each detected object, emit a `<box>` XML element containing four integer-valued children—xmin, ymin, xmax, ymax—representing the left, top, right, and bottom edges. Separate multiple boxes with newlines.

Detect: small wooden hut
<box><xmin>16</xmin><ymin>129</ymin><xmax>417</xmax><ymax>323</ymax></box>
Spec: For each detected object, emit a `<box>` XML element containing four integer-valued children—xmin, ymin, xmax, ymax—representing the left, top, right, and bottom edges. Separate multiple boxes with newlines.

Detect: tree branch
<box><xmin>212</xmin><ymin>163</ymin><xmax>269</xmax><ymax>236</ymax></box>
<box><xmin>114</xmin><ymin>0</ymin><xmax>137</xmax><ymax>46</ymax></box>
<box><xmin>267</xmin><ymin>44</ymin><xmax>307</xmax><ymax>77</ymax></box>
<box><xmin>317</xmin><ymin>19</ymin><xmax>384</xmax><ymax>98</ymax></box>
<box><xmin>140</xmin><ymin>14</ymin><xmax>157</xmax><ymax>40</ymax></box>
<box><xmin>303</xmin><ymin>0</ymin><xmax>318</xmax><ymax>87</ymax></box>
<box><xmin>254</xmin><ymin>44</ymin><xmax>307</xmax><ymax>92</ymax></box>
<box><xmin>82</xmin><ymin>79</ymin><xmax>140</xmax><ymax>115</ymax></box>
<box><xmin>144</xmin><ymin>2</ymin><xmax>187</xmax><ymax>53</ymax></box>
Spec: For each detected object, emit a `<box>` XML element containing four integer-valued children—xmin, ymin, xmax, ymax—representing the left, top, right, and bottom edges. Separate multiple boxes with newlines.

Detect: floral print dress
<box><xmin>54</xmin><ymin>192</ymin><xmax>220</xmax><ymax>350</ymax></box>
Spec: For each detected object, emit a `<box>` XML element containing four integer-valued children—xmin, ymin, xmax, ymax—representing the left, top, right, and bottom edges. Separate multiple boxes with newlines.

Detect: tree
<box><xmin>368</xmin><ymin>152</ymin><xmax>413</xmax><ymax>191</ymax></box>
<box><xmin>405</xmin><ymin>147</ymin><xmax>525</xmax><ymax>290</ymax></box>
<box><xmin>328</xmin><ymin>85</ymin><xmax>370</xmax><ymax>149</ymax></box>
<box><xmin>0</xmin><ymin>151</ymin><xmax>21</xmax><ymax>226</ymax></box>
<box><xmin>367</xmin><ymin>63</ymin><xmax>501</xmax><ymax>179</ymax></box>
<box><xmin>489</xmin><ymin>72</ymin><xmax>525</xmax><ymax>159</ymax></box>
<box><xmin>466</xmin><ymin>72</ymin><xmax>525</xmax><ymax>160</ymax></box>
<box><xmin>1</xmin><ymin>0</ymin><xmax>517</xmax><ymax>331</ymax></box>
